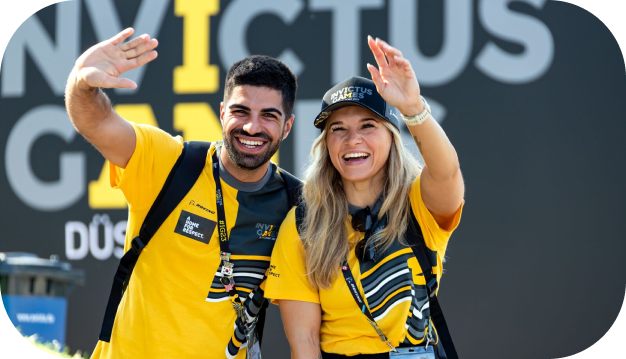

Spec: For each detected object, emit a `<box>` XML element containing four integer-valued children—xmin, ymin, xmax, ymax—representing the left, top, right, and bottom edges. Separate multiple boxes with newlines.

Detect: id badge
<box><xmin>245</xmin><ymin>323</ymin><xmax>262</xmax><ymax>359</ymax></box>
<box><xmin>389</xmin><ymin>346</ymin><xmax>436</xmax><ymax>359</ymax></box>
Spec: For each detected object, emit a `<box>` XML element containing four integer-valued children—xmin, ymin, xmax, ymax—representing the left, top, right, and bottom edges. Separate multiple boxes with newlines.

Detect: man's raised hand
<box><xmin>74</xmin><ymin>28</ymin><xmax>158</xmax><ymax>90</ymax></box>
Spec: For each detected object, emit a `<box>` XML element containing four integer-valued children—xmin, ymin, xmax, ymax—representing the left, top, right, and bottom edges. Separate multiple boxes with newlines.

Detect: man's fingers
<box><xmin>104</xmin><ymin>77</ymin><xmax>137</xmax><ymax>89</ymax></box>
<box><xmin>125</xmin><ymin>38</ymin><xmax>158</xmax><ymax>59</ymax></box>
<box><xmin>119</xmin><ymin>34</ymin><xmax>150</xmax><ymax>52</ymax></box>
<box><xmin>129</xmin><ymin>50</ymin><xmax>159</xmax><ymax>69</ymax></box>
<box><xmin>368</xmin><ymin>35</ymin><xmax>388</xmax><ymax>68</ymax></box>
<box><xmin>90</xmin><ymin>72</ymin><xmax>138</xmax><ymax>89</ymax></box>
<box><xmin>110</xmin><ymin>28</ymin><xmax>134</xmax><ymax>46</ymax></box>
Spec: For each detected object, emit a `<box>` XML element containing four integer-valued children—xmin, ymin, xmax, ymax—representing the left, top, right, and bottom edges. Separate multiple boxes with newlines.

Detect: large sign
<box><xmin>1</xmin><ymin>1</ymin><xmax>624</xmax><ymax>357</ymax></box>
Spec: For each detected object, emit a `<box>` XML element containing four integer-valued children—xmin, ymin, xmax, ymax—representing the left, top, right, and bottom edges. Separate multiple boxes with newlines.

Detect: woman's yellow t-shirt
<box><xmin>265</xmin><ymin>176</ymin><xmax>463</xmax><ymax>356</ymax></box>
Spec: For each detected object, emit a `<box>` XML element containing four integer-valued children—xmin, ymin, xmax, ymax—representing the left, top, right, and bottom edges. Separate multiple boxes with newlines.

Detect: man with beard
<box><xmin>65</xmin><ymin>28</ymin><xmax>298</xmax><ymax>359</ymax></box>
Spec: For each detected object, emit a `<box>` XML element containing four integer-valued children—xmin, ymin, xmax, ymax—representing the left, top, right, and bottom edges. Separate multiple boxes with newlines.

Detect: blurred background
<box><xmin>0</xmin><ymin>0</ymin><xmax>625</xmax><ymax>358</ymax></box>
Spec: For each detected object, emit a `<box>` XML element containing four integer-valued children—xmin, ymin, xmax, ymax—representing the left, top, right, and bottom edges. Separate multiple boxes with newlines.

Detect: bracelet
<box><xmin>401</xmin><ymin>96</ymin><xmax>431</xmax><ymax>126</ymax></box>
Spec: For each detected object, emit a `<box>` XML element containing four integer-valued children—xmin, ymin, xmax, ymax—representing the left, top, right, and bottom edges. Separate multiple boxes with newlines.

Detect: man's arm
<box><xmin>65</xmin><ymin>28</ymin><xmax>158</xmax><ymax>168</ymax></box>
<box><xmin>277</xmin><ymin>300</ymin><xmax>322</xmax><ymax>359</ymax></box>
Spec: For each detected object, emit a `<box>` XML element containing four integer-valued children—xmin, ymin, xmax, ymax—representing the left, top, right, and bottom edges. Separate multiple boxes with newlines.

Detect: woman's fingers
<box><xmin>393</xmin><ymin>55</ymin><xmax>415</xmax><ymax>77</ymax></box>
<box><xmin>366</xmin><ymin>63</ymin><xmax>384</xmax><ymax>92</ymax></box>
<box><xmin>377</xmin><ymin>38</ymin><xmax>404</xmax><ymax>67</ymax></box>
<box><xmin>368</xmin><ymin>35</ymin><xmax>388</xmax><ymax>69</ymax></box>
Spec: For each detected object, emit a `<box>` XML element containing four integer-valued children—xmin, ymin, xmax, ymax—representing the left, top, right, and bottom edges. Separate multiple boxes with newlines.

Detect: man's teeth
<box><xmin>238</xmin><ymin>138</ymin><xmax>264</xmax><ymax>148</ymax></box>
<box><xmin>343</xmin><ymin>153</ymin><xmax>369</xmax><ymax>159</ymax></box>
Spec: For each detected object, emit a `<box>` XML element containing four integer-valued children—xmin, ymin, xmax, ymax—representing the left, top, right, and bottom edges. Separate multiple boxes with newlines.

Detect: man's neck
<box><xmin>219</xmin><ymin>147</ymin><xmax>269</xmax><ymax>183</ymax></box>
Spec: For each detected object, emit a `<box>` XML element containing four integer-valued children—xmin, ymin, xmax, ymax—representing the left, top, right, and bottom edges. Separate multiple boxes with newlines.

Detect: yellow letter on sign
<box><xmin>174</xmin><ymin>0</ymin><xmax>220</xmax><ymax>94</ymax></box>
<box><xmin>174</xmin><ymin>103</ymin><xmax>223</xmax><ymax>142</ymax></box>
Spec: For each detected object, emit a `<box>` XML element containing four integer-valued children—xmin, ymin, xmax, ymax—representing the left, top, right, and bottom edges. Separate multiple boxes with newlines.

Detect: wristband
<box><xmin>401</xmin><ymin>96</ymin><xmax>431</xmax><ymax>126</ymax></box>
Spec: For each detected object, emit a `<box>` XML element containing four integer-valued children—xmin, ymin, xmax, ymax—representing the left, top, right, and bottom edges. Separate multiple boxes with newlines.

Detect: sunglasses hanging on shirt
<box><xmin>351</xmin><ymin>206</ymin><xmax>372</xmax><ymax>232</ymax></box>
<box><xmin>351</xmin><ymin>206</ymin><xmax>378</xmax><ymax>263</ymax></box>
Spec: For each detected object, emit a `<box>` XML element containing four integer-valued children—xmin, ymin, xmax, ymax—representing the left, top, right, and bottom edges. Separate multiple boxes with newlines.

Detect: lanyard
<box><xmin>212</xmin><ymin>145</ymin><xmax>263</xmax><ymax>359</ymax></box>
<box><xmin>341</xmin><ymin>260</ymin><xmax>397</xmax><ymax>352</ymax></box>
<box><xmin>211</xmin><ymin>148</ymin><xmax>247</xmax><ymax>320</ymax></box>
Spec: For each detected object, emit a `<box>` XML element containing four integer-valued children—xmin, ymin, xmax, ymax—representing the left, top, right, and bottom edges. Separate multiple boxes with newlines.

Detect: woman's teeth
<box><xmin>343</xmin><ymin>153</ymin><xmax>369</xmax><ymax>161</ymax></box>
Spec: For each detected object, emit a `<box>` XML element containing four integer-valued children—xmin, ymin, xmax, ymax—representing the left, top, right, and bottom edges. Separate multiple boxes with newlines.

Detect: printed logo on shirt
<box><xmin>174</xmin><ymin>210</ymin><xmax>216</xmax><ymax>244</ymax></box>
<box><xmin>268</xmin><ymin>264</ymin><xmax>280</xmax><ymax>278</ymax></box>
<box><xmin>216</xmin><ymin>189</ymin><xmax>223</xmax><ymax>206</ymax></box>
<box><xmin>189</xmin><ymin>200</ymin><xmax>215</xmax><ymax>214</ymax></box>
<box><xmin>218</xmin><ymin>220</ymin><xmax>227</xmax><ymax>242</ymax></box>
<box><xmin>256</xmin><ymin>223</ymin><xmax>278</xmax><ymax>240</ymax></box>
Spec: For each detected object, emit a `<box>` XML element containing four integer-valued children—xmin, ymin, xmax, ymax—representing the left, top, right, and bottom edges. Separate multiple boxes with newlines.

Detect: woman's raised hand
<box><xmin>73</xmin><ymin>28</ymin><xmax>158</xmax><ymax>90</ymax></box>
<box><xmin>366</xmin><ymin>36</ymin><xmax>423</xmax><ymax>116</ymax></box>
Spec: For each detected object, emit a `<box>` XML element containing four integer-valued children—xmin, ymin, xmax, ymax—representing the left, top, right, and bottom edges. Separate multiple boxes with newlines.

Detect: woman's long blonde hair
<box><xmin>300</xmin><ymin>119</ymin><xmax>423</xmax><ymax>289</ymax></box>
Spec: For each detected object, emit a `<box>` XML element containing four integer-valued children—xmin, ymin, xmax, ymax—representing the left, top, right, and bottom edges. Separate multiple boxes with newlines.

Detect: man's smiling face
<box><xmin>220</xmin><ymin>85</ymin><xmax>293</xmax><ymax>171</ymax></box>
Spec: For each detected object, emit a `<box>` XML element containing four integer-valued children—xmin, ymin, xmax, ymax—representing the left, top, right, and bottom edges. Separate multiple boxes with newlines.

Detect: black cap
<box><xmin>314</xmin><ymin>76</ymin><xmax>400</xmax><ymax>130</ymax></box>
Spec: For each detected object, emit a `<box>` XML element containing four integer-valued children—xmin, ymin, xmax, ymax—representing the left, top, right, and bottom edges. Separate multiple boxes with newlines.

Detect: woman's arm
<box><xmin>366</xmin><ymin>36</ymin><xmax>464</xmax><ymax>229</ymax></box>
<box><xmin>277</xmin><ymin>300</ymin><xmax>322</xmax><ymax>359</ymax></box>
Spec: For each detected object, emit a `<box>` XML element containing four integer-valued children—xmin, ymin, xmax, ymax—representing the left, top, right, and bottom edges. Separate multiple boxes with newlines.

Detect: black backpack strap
<box><xmin>98</xmin><ymin>141</ymin><xmax>211</xmax><ymax>342</ymax></box>
<box><xmin>255</xmin><ymin>298</ymin><xmax>270</xmax><ymax>344</ymax></box>
<box><xmin>406</xmin><ymin>210</ymin><xmax>458</xmax><ymax>359</ymax></box>
<box><xmin>278</xmin><ymin>167</ymin><xmax>303</xmax><ymax>208</ymax></box>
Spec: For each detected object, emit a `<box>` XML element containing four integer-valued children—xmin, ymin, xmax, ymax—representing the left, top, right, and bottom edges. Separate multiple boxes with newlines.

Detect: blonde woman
<box><xmin>265</xmin><ymin>36</ymin><xmax>465</xmax><ymax>359</ymax></box>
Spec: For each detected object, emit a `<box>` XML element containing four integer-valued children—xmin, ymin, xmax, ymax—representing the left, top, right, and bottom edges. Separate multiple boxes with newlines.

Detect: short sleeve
<box><xmin>265</xmin><ymin>208</ymin><xmax>320</xmax><ymax>305</ymax></box>
<box><xmin>109</xmin><ymin>122</ymin><xmax>184</xmax><ymax>210</ymax></box>
<box><xmin>409</xmin><ymin>175</ymin><xmax>464</xmax><ymax>251</ymax></box>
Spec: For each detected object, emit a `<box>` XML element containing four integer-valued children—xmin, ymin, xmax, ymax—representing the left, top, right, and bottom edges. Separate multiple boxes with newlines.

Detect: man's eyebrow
<box><xmin>229</xmin><ymin>104</ymin><xmax>283</xmax><ymax>118</ymax></box>
<box><xmin>229</xmin><ymin>104</ymin><xmax>251</xmax><ymax>111</ymax></box>
<box><xmin>261</xmin><ymin>107</ymin><xmax>283</xmax><ymax>117</ymax></box>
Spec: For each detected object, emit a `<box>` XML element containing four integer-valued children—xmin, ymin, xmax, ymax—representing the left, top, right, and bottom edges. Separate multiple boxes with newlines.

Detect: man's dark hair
<box><xmin>224</xmin><ymin>55</ymin><xmax>298</xmax><ymax>118</ymax></box>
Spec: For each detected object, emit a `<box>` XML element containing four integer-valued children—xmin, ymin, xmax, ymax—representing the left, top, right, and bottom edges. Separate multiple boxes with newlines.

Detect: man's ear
<box><xmin>219</xmin><ymin>102</ymin><xmax>225</xmax><ymax>126</ymax></box>
<box><xmin>282</xmin><ymin>115</ymin><xmax>295</xmax><ymax>140</ymax></box>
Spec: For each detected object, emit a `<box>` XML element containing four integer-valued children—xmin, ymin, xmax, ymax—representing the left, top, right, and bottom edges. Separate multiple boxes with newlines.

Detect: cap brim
<box><xmin>314</xmin><ymin>100</ymin><xmax>388</xmax><ymax>129</ymax></box>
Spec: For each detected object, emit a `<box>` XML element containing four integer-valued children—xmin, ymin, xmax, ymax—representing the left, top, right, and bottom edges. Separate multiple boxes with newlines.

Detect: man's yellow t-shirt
<box><xmin>91</xmin><ymin>123</ymin><xmax>292</xmax><ymax>359</ymax></box>
<box><xmin>265</xmin><ymin>176</ymin><xmax>463</xmax><ymax>356</ymax></box>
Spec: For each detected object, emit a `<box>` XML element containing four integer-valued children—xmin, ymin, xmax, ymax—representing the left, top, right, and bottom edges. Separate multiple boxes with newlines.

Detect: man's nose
<box><xmin>242</xmin><ymin>113</ymin><xmax>263</xmax><ymax>135</ymax></box>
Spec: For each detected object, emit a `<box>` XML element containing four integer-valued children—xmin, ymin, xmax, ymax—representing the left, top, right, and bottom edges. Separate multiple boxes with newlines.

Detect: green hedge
<box><xmin>25</xmin><ymin>334</ymin><xmax>89</xmax><ymax>359</ymax></box>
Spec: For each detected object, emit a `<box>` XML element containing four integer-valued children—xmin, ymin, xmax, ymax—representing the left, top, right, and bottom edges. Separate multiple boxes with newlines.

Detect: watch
<box><xmin>401</xmin><ymin>96</ymin><xmax>431</xmax><ymax>126</ymax></box>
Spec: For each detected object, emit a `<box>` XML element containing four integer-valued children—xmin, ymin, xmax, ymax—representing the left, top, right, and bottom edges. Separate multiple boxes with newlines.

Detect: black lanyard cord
<box><xmin>341</xmin><ymin>260</ymin><xmax>396</xmax><ymax>351</ymax></box>
<box><xmin>211</xmin><ymin>148</ymin><xmax>245</xmax><ymax>309</ymax></box>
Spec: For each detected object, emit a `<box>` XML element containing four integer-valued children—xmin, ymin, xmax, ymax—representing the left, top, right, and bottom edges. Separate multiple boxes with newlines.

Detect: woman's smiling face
<box><xmin>325</xmin><ymin>106</ymin><xmax>393</xmax><ymax>187</ymax></box>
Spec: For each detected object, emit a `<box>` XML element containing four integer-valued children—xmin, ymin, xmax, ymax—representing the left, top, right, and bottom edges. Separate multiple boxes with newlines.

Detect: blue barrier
<box><xmin>0</xmin><ymin>253</ymin><xmax>84</xmax><ymax>347</ymax></box>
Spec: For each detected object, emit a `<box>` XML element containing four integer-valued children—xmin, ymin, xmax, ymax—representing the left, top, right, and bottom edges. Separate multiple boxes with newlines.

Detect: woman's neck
<box><xmin>342</xmin><ymin>176</ymin><xmax>385</xmax><ymax>208</ymax></box>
